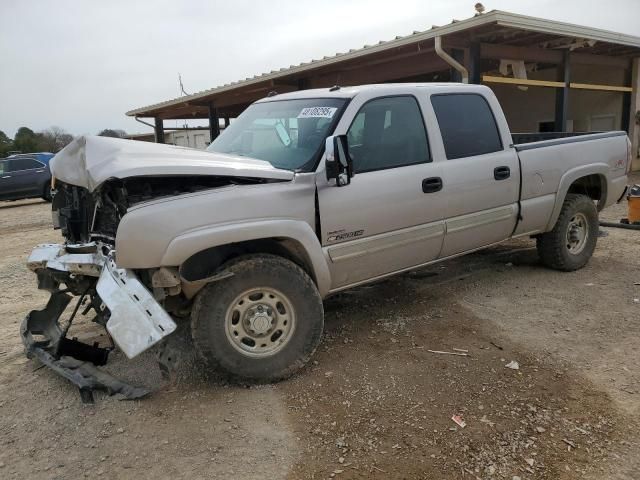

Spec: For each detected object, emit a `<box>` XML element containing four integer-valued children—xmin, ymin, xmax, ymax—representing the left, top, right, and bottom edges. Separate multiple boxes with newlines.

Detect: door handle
<box><xmin>422</xmin><ymin>177</ymin><xmax>443</xmax><ymax>193</ymax></box>
<box><xmin>494</xmin><ymin>166</ymin><xmax>510</xmax><ymax>180</ymax></box>
<box><xmin>1</xmin><ymin>175</ymin><xmax>11</xmax><ymax>179</ymax></box>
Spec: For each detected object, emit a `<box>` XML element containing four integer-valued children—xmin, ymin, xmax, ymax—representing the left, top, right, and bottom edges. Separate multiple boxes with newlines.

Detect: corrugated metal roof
<box><xmin>126</xmin><ymin>9</ymin><xmax>640</xmax><ymax>117</ymax></box>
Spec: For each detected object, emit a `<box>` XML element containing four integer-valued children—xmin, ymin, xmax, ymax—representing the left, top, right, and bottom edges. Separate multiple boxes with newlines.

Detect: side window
<box><xmin>7</xmin><ymin>158</ymin><xmax>43</xmax><ymax>172</ymax></box>
<box><xmin>430</xmin><ymin>94</ymin><xmax>503</xmax><ymax>160</ymax></box>
<box><xmin>0</xmin><ymin>161</ymin><xmax>5</xmax><ymax>175</ymax></box>
<box><xmin>346</xmin><ymin>96</ymin><xmax>430</xmax><ymax>173</ymax></box>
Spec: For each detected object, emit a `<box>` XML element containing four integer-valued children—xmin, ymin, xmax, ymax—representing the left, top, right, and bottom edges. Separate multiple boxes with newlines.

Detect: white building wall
<box><xmin>166</xmin><ymin>129</ymin><xmax>212</xmax><ymax>149</ymax></box>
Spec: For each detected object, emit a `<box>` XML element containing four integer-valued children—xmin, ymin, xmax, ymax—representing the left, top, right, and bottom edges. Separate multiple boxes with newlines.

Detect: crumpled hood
<box><xmin>51</xmin><ymin>135</ymin><xmax>294</xmax><ymax>192</ymax></box>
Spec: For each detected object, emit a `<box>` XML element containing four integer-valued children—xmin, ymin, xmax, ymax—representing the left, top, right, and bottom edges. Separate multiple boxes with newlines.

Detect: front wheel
<box><xmin>536</xmin><ymin>193</ymin><xmax>598</xmax><ymax>271</ymax></box>
<box><xmin>191</xmin><ymin>254</ymin><xmax>324</xmax><ymax>382</ymax></box>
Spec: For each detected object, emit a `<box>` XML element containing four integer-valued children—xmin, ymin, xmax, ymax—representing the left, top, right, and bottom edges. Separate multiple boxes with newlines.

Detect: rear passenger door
<box><xmin>318</xmin><ymin>95</ymin><xmax>446</xmax><ymax>290</ymax></box>
<box><xmin>429</xmin><ymin>93</ymin><xmax>520</xmax><ymax>257</ymax></box>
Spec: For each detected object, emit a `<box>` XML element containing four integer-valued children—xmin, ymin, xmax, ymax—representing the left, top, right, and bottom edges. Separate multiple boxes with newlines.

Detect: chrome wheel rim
<box><xmin>224</xmin><ymin>287</ymin><xmax>296</xmax><ymax>358</ymax></box>
<box><xmin>566</xmin><ymin>212</ymin><xmax>589</xmax><ymax>254</ymax></box>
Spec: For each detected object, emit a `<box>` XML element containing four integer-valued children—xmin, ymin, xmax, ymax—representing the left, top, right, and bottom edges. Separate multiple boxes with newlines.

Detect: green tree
<box><xmin>0</xmin><ymin>130</ymin><xmax>13</xmax><ymax>157</ymax></box>
<box><xmin>13</xmin><ymin>127</ymin><xmax>39</xmax><ymax>153</ymax></box>
<box><xmin>98</xmin><ymin>128</ymin><xmax>127</xmax><ymax>138</ymax></box>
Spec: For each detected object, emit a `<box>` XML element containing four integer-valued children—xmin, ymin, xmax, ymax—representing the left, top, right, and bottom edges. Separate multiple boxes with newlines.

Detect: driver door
<box><xmin>317</xmin><ymin>94</ymin><xmax>446</xmax><ymax>290</ymax></box>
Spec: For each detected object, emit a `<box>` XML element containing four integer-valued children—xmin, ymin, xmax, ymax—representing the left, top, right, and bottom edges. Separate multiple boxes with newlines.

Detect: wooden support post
<box><xmin>554</xmin><ymin>51</ymin><xmax>570</xmax><ymax>132</ymax></box>
<box><xmin>224</xmin><ymin>116</ymin><xmax>230</xmax><ymax>128</ymax></box>
<box><xmin>469</xmin><ymin>43</ymin><xmax>481</xmax><ymax>84</ymax></box>
<box><xmin>630</xmin><ymin>57</ymin><xmax>640</xmax><ymax>171</ymax></box>
<box><xmin>208</xmin><ymin>103</ymin><xmax>220</xmax><ymax>141</ymax></box>
<box><xmin>450</xmin><ymin>49</ymin><xmax>465</xmax><ymax>83</ymax></box>
<box><xmin>154</xmin><ymin>117</ymin><xmax>165</xmax><ymax>144</ymax></box>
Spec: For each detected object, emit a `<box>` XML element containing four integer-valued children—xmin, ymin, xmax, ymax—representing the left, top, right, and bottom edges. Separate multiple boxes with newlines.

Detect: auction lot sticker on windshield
<box><xmin>298</xmin><ymin>107</ymin><xmax>337</xmax><ymax>119</ymax></box>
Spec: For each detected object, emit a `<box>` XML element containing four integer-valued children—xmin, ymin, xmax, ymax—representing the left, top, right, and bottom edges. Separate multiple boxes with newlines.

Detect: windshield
<box><xmin>207</xmin><ymin>98</ymin><xmax>347</xmax><ymax>171</ymax></box>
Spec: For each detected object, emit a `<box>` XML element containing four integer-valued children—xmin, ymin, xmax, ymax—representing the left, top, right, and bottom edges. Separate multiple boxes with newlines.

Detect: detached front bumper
<box><xmin>22</xmin><ymin>243</ymin><xmax>177</xmax><ymax>401</ymax></box>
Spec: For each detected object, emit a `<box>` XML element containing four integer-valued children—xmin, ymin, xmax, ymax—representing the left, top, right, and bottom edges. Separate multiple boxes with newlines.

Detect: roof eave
<box><xmin>125</xmin><ymin>11</ymin><xmax>502</xmax><ymax>117</ymax></box>
<box><xmin>126</xmin><ymin>9</ymin><xmax>640</xmax><ymax>118</ymax></box>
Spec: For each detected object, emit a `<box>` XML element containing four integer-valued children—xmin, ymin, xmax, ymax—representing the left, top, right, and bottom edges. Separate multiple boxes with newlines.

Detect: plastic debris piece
<box><xmin>505</xmin><ymin>360</ymin><xmax>520</xmax><ymax>370</ymax></box>
<box><xmin>451</xmin><ymin>414</ymin><xmax>466</xmax><ymax>428</ymax></box>
<box><xmin>428</xmin><ymin>350</ymin><xmax>469</xmax><ymax>357</ymax></box>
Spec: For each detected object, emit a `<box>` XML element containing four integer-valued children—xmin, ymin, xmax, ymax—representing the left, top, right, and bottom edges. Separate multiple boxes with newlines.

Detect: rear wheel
<box><xmin>191</xmin><ymin>254</ymin><xmax>324</xmax><ymax>382</ymax></box>
<box><xmin>42</xmin><ymin>183</ymin><xmax>52</xmax><ymax>202</ymax></box>
<box><xmin>536</xmin><ymin>193</ymin><xmax>598</xmax><ymax>271</ymax></box>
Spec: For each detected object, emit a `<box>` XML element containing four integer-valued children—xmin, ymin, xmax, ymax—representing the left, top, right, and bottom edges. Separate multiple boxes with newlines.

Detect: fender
<box><xmin>545</xmin><ymin>163</ymin><xmax>608</xmax><ymax>231</ymax></box>
<box><xmin>160</xmin><ymin>219</ymin><xmax>332</xmax><ymax>297</ymax></box>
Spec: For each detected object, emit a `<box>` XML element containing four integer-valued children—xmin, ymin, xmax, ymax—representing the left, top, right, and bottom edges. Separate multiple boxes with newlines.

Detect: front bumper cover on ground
<box><xmin>22</xmin><ymin>243</ymin><xmax>177</xmax><ymax>402</ymax></box>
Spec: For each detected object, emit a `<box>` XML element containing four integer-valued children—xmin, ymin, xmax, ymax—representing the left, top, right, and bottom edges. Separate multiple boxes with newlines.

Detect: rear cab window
<box><xmin>430</xmin><ymin>93</ymin><xmax>503</xmax><ymax>159</ymax></box>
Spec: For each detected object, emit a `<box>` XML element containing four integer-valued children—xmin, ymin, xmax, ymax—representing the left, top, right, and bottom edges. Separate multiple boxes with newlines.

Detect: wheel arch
<box><xmin>162</xmin><ymin>220</ymin><xmax>331</xmax><ymax>297</ymax></box>
<box><xmin>545</xmin><ymin>165</ymin><xmax>608</xmax><ymax>231</ymax></box>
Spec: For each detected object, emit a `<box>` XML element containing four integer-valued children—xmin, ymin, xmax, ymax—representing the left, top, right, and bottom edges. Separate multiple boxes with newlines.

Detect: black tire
<box><xmin>191</xmin><ymin>254</ymin><xmax>324</xmax><ymax>382</ymax></box>
<box><xmin>536</xmin><ymin>193</ymin><xmax>598</xmax><ymax>271</ymax></box>
<box><xmin>42</xmin><ymin>183</ymin><xmax>52</xmax><ymax>202</ymax></box>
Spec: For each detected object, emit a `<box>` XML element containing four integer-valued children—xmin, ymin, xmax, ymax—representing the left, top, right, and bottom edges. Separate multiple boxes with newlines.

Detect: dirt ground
<box><xmin>0</xmin><ymin>180</ymin><xmax>639</xmax><ymax>479</ymax></box>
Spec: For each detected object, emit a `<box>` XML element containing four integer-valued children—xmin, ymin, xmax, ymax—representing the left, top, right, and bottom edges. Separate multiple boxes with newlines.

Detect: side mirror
<box><xmin>325</xmin><ymin>135</ymin><xmax>353</xmax><ymax>186</ymax></box>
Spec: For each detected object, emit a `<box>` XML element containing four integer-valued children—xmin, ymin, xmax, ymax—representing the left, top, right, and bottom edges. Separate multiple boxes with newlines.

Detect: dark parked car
<box><xmin>0</xmin><ymin>154</ymin><xmax>53</xmax><ymax>201</ymax></box>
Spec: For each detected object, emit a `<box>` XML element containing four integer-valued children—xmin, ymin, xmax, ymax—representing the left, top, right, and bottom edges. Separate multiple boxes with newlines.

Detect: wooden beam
<box><xmin>569</xmin><ymin>82</ymin><xmax>633</xmax><ymax>92</ymax></box>
<box><xmin>208</xmin><ymin>103</ymin><xmax>220</xmax><ymax>141</ymax></box>
<box><xmin>310</xmin><ymin>53</ymin><xmax>450</xmax><ymax>87</ymax></box>
<box><xmin>555</xmin><ymin>51</ymin><xmax>570</xmax><ymax>132</ymax></box>
<box><xmin>630</xmin><ymin>57</ymin><xmax>640</xmax><ymax>171</ymax></box>
<box><xmin>481</xmin><ymin>42</ymin><xmax>563</xmax><ymax>64</ymax></box>
<box><xmin>469</xmin><ymin>42</ymin><xmax>481</xmax><ymax>84</ymax></box>
<box><xmin>570</xmin><ymin>53</ymin><xmax>631</xmax><ymax>69</ymax></box>
<box><xmin>482</xmin><ymin>75</ymin><xmax>565</xmax><ymax>88</ymax></box>
<box><xmin>154</xmin><ymin>117</ymin><xmax>165</xmax><ymax>144</ymax></box>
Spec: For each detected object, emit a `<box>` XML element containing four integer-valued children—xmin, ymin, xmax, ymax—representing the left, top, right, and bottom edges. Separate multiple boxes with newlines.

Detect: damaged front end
<box><xmin>23</xmin><ymin>177</ymin><xmax>188</xmax><ymax>403</ymax></box>
<box><xmin>23</xmin><ymin>242</ymin><xmax>177</xmax><ymax>403</ymax></box>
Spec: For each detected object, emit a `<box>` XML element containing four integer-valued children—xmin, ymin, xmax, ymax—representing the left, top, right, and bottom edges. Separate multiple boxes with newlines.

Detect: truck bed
<box><xmin>512</xmin><ymin>131</ymin><xmax>627</xmax><ymax>149</ymax></box>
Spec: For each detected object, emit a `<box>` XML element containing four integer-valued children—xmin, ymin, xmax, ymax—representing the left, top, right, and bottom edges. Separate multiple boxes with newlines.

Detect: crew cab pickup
<box><xmin>23</xmin><ymin>83</ymin><xmax>631</xmax><ymax>398</ymax></box>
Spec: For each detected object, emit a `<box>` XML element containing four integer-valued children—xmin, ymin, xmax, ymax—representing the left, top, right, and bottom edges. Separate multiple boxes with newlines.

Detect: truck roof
<box><xmin>257</xmin><ymin>82</ymin><xmax>484</xmax><ymax>102</ymax></box>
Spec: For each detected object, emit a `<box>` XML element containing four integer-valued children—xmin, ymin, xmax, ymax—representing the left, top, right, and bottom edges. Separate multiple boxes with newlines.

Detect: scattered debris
<box><xmin>525</xmin><ymin>458</ymin><xmax>535</xmax><ymax>467</ymax></box>
<box><xmin>536</xmin><ymin>426</ymin><xmax>546</xmax><ymax>433</ymax></box>
<box><xmin>452</xmin><ymin>348</ymin><xmax>469</xmax><ymax>353</ymax></box>
<box><xmin>563</xmin><ymin>438</ymin><xmax>576</xmax><ymax>450</ymax></box>
<box><xmin>505</xmin><ymin>360</ymin><xmax>520</xmax><ymax>370</ymax></box>
<box><xmin>428</xmin><ymin>350</ymin><xmax>470</xmax><ymax>357</ymax></box>
<box><xmin>451</xmin><ymin>414</ymin><xmax>467</xmax><ymax>428</ymax></box>
<box><xmin>490</xmin><ymin>341</ymin><xmax>503</xmax><ymax>350</ymax></box>
<box><xmin>480</xmin><ymin>415</ymin><xmax>495</xmax><ymax>427</ymax></box>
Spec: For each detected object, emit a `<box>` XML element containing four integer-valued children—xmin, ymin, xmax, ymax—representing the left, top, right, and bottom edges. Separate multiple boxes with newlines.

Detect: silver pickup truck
<box><xmin>23</xmin><ymin>83</ymin><xmax>631</xmax><ymax>399</ymax></box>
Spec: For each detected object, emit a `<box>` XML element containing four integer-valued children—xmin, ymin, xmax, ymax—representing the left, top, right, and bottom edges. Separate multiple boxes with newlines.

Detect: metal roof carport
<box><xmin>126</xmin><ymin>10</ymin><xmax>640</xmax><ymax>169</ymax></box>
